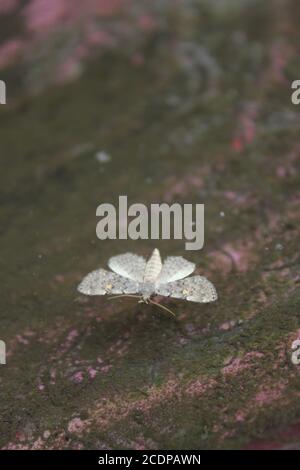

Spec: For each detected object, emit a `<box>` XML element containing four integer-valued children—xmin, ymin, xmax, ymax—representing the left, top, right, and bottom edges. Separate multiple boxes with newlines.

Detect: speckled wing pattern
<box><xmin>108</xmin><ymin>253</ymin><xmax>146</xmax><ymax>282</ymax></box>
<box><xmin>78</xmin><ymin>250</ymin><xmax>217</xmax><ymax>304</ymax></box>
<box><xmin>156</xmin><ymin>256</ymin><xmax>195</xmax><ymax>284</ymax></box>
<box><xmin>77</xmin><ymin>268</ymin><xmax>139</xmax><ymax>296</ymax></box>
<box><xmin>156</xmin><ymin>275</ymin><xmax>218</xmax><ymax>303</ymax></box>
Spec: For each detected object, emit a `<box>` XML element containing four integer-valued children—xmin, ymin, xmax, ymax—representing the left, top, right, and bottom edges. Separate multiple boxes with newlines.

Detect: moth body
<box><xmin>143</xmin><ymin>248</ymin><xmax>162</xmax><ymax>283</ymax></box>
<box><xmin>138</xmin><ymin>282</ymin><xmax>156</xmax><ymax>303</ymax></box>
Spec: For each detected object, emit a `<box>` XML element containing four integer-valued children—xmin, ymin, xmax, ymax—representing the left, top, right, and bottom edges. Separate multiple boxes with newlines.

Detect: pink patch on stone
<box><xmin>0</xmin><ymin>39</ymin><xmax>24</xmax><ymax>68</ymax></box>
<box><xmin>135</xmin><ymin>443</ymin><xmax>146</xmax><ymax>450</ymax></box>
<box><xmin>185</xmin><ymin>378</ymin><xmax>217</xmax><ymax>397</ymax></box>
<box><xmin>67</xmin><ymin>417</ymin><xmax>85</xmax><ymax>433</ymax></box>
<box><xmin>24</xmin><ymin>0</ymin><xmax>68</xmax><ymax>33</ymax></box>
<box><xmin>222</xmin><ymin>352</ymin><xmax>264</xmax><ymax>376</ymax></box>
<box><xmin>231</xmin><ymin>137</ymin><xmax>243</xmax><ymax>152</ymax></box>
<box><xmin>86</xmin><ymin>29</ymin><xmax>114</xmax><ymax>47</ymax></box>
<box><xmin>131</xmin><ymin>52</ymin><xmax>145</xmax><ymax>66</ymax></box>
<box><xmin>219</xmin><ymin>320</ymin><xmax>236</xmax><ymax>331</ymax></box>
<box><xmin>235</xmin><ymin>410</ymin><xmax>246</xmax><ymax>422</ymax></box>
<box><xmin>55</xmin><ymin>56</ymin><xmax>81</xmax><ymax>83</ymax></box>
<box><xmin>88</xmin><ymin>367</ymin><xmax>97</xmax><ymax>379</ymax></box>
<box><xmin>255</xmin><ymin>382</ymin><xmax>286</xmax><ymax>406</ymax></box>
<box><xmin>16</xmin><ymin>335</ymin><xmax>29</xmax><ymax>345</ymax></box>
<box><xmin>269</xmin><ymin>41</ymin><xmax>292</xmax><ymax>84</ymax></box>
<box><xmin>95</xmin><ymin>0</ymin><xmax>126</xmax><ymax>17</ymax></box>
<box><xmin>31</xmin><ymin>437</ymin><xmax>44</xmax><ymax>450</ymax></box>
<box><xmin>207</xmin><ymin>250</ymin><xmax>232</xmax><ymax>275</ymax></box>
<box><xmin>67</xmin><ymin>329</ymin><xmax>79</xmax><ymax>342</ymax></box>
<box><xmin>231</xmin><ymin>103</ymin><xmax>258</xmax><ymax>151</ymax></box>
<box><xmin>162</xmin><ymin>172</ymin><xmax>205</xmax><ymax>203</ymax></box>
<box><xmin>54</xmin><ymin>274</ymin><xmax>65</xmax><ymax>283</ymax></box>
<box><xmin>3</xmin><ymin>442</ymin><xmax>30</xmax><ymax>450</ymax></box>
<box><xmin>296</xmin><ymin>330</ymin><xmax>300</xmax><ymax>340</ymax></box>
<box><xmin>223</xmin><ymin>191</ymin><xmax>248</xmax><ymax>205</ymax></box>
<box><xmin>222</xmin><ymin>241</ymin><xmax>255</xmax><ymax>272</ymax></box>
<box><xmin>0</xmin><ymin>0</ymin><xmax>18</xmax><ymax>15</ymax></box>
<box><xmin>43</xmin><ymin>430</ymin><xmax>50</xmax><ymax>439</ymax></box>
<box><xmin>73</xmin><ymin>371</ymin><xmax>84</xmax><ymax>383</ymax></box>
<box><xmin>138</xmin><ymin>14</ymin><xmax>157</xmax><ymax>31</ymax></box>
<box><xmin>15</xmin><ymin>431</ymin><xmax>25</xmax><ymax>442</ymax></box>
<box><xmin>100</xmin><ymin>365</ymin><xmax>112</xmax><ymax>373</ymax></box>
<box><xmin>276</xmin><ymin>166</ymin><xmax>287</xmax><ymax>178</ymax></box>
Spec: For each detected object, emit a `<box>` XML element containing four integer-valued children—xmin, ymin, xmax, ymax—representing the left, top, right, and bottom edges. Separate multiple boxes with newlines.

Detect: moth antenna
<box><xmin>108</xmin><ymin>294</ymin><xmax>141</xmax><ymax>301</ymax></box>
<box><xmin>149</xmin><ymin>299</ymin><xmax>176</xmax><ymax>317</ymax></box>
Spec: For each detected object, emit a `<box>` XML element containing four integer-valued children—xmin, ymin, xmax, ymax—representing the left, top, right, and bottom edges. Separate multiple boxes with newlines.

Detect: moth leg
<box><xmin>108</xmin><ymin>294</ymin><xmax>141</xmax><ymax>300</ymax></box>
<box><xmin>149</xmin><ymin>299</ymin><xmax>176</xmax><ymax>317</ymax></box>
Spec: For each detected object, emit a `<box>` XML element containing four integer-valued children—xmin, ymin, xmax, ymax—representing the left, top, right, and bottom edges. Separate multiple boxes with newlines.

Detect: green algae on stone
<box><xmin>0</xmin><ymin>0</ymin><xmax>300</xmax><ymax>450</ymax></box>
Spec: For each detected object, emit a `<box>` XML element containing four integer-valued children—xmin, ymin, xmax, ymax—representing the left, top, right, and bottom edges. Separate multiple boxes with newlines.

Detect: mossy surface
<box><xmin>0</xmin><ymin>0</ymin><xmax>300</xmax><ymax>449</ymax></box>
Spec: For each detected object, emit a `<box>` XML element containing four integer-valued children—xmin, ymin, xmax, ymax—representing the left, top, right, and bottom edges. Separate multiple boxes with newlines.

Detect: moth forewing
<box><xmin>143</xmin><ymin>248</ymin><xmax>162</xmax><ymax>283</ymax></box>
<box><xmin>77</xmin><ymin>268</ymin><xmax>109</xmax><ymax>295</ymax></box>
<box><xmin>156</xmin><ymin>275</ymin><xmax>217</xmax><ymax>303</ymax></box>
<box><xmin>77</xmin><ymin>268</ymin><xmax>140</xmax><ymax>296</ymax></box>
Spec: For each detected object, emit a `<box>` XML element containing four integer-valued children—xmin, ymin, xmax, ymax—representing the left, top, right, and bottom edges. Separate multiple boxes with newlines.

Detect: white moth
<box><xmin>78</xmin><ymin>248</ymin><xmax>217</xmax><ymax>315</ymax></box>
